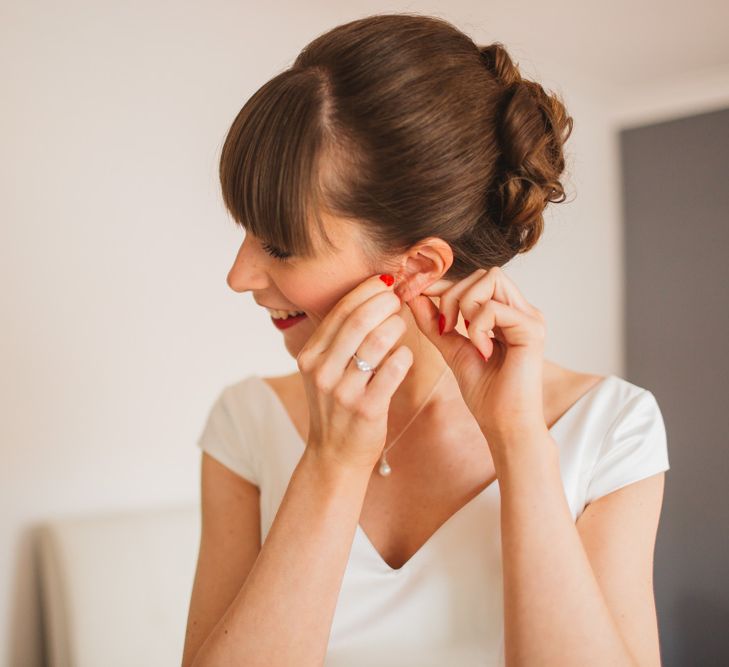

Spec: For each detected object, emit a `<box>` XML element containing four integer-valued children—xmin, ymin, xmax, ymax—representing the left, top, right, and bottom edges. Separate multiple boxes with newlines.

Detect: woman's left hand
<box><xmin>402</xmin><ymin>267</ymin><xmax>548</xmax><ymax>457</ymax></box>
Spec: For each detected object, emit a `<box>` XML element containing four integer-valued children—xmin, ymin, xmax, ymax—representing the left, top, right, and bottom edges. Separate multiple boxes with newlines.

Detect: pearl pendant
<box><xmin>378</xmin><ymin>456</ymin><xmax>392</xmax><ymax>476</ymax></box>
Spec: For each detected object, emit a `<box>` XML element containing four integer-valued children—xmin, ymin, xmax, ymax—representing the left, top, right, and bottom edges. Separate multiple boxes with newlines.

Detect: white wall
<box><xmin>2</xmin><ymin>1</ymin><xmax>727</xmax><ymax>664</ymax></box>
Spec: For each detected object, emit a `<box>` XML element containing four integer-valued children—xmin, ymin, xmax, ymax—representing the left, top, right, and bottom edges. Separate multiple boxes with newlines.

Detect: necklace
<box><xmin>378</xmin><ymin>364</ymin><xmax>450</xmax><ymax>476</ymax></box>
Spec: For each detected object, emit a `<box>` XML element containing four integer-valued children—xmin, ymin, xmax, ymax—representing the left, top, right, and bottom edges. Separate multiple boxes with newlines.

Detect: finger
<box><xmin>447</xmin><ymin>267</ymin><xmax>535</xmax><ymax>336</ymax></box>
<box><xmin>302</xmin><ymin>274</ymin><xmax>399</xmax><ymax>359</ymax></box>
<box><xmin>406</xmin><ymin>295</ymin><xmax>494</xmax><ymax>393</ymax></box>
<box><xmin>437</xmin><ymin>269</ymin><xmax>488</xmax><ymax>335</ymax></box>
<box><xmin>315</xmin><ymin>289</ymin><xmax>402</xmax><ymax>383</ymax></box>
<box><xmin>469</xmin><ymin>299</ymin><xmax>545</xmax><ymax>358</ymax></box>
<box><xmin>421</xmin><ymin>278</ymin><xmax>455</xmax><ymax>297</ymax></box>
<box><xmin>406</xmin><ymin>293</ymin><xmax>475</xmax><ymax>369</ymax></box>
<box><xmin>336</xmin><ymin>312</ymin><xmax>408</xmax><ymax>395</ymax></box>
<box><xmin>363</xmin><ymin>344</ymin><xmax>414</xmax><ymax>414</ymax></box>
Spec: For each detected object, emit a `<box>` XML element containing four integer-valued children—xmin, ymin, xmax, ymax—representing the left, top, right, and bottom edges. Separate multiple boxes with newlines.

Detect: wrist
<box><xmin>300</xmin><ymin>446</ymin><xmax>374</xmax><ymax>491</ymax></box>
<box><xmin>487</xmin><ymin>427</ymin><xmax>558</xmax><ymax>478</ymax></box>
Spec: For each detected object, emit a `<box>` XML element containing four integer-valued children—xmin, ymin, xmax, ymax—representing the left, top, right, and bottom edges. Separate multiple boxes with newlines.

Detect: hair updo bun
<box><xmin>219</xmin><ymin>14</ymin><xmax>575</xmax><ymax>278</ymax></box>
<box><xmin>479</xmin><ymin>43</ymin><xmax>574</xmax><ymax>256</ymax></box>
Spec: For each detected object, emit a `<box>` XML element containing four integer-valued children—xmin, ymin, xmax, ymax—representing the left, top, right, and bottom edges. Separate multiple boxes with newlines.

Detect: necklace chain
<box><xmin>378</xmin><ymin>363</ymin><xmax>450</xmax><ymax>477</ymax></box>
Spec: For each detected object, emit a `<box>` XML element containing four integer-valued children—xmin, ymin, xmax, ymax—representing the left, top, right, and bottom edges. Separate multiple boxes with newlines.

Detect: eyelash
<box><xmin>261</xmin><ymin>242</ymin><xmax>292</xmax><ymax>261</ymax></box>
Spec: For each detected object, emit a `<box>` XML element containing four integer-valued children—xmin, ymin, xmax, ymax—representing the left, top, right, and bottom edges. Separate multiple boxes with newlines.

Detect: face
<box><xmin>226</xmin><ymin>211</ymin><xmax>397</xmax><ymax>359</ymax></box>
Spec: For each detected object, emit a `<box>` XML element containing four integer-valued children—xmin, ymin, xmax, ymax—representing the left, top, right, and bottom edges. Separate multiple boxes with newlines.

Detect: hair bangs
<box><xmin>219</xmin><ymin>69</ymin><xmax>335</xmax><ymax>259</ymax></box>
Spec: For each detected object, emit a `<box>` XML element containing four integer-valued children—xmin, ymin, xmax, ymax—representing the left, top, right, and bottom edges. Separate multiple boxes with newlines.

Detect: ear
<box><xmin>393</xmin><ymin>238</ymin><xmax>453</xmax><ymax>303</ymax></box>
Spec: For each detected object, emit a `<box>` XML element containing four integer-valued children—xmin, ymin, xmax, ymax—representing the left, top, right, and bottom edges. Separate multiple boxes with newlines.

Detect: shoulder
<box><xmin>215</xmin><ymin>374</ymin><xmax>266</xmax><ymax>405</ymax></box>
<box><xmin>542</xmin><ymin>360</ymin><xmax>608</xmax><ymax>427</ymax></box>
<box><xmin>260</xmin><ymin>371</ymin><xmax>299</xmax><ymax>393</ymax></box>
<box><xmin>260</xmin><ymin>372</ymin><xmax>308</xmax><ymax>441</ymax></box>
<box><xmin>212</xmin><ymin>371</ymin><xmax>301</xmax><ymax>416</ymax></box>
<box><xmin>543</xmin><ymin>359</ymin><xmax>654</xmax><ymax>415</ymax></box>
<box><xmin>260</xmin><ymin>371</ymin><xmax>304</xmax><ymax>406</ymax></box>
<box><xmin>543</xmin><ymin>361</ymin><xmax>667</xmax><ymax>455</ymax></box>
<box><xmin>543</xmin><ymin>359</ymin><xmax>605</xmax><ymax>395</ymax></box>
<box><xmin>542</xmin><ymin>363</ymin><xmax>666</xmax><ymax>454</ymax></box>
<box><xmin>197</xmin><ymin>375</ymin><xmax>269</xmax><ymax>485</ymax></box>
<box><xmin>582</xmin><ymin>376</ymin><xmax>669</xmax><ymax>506</ymax></box>
<box><xmin>202</xmin><ymin>375</ymin><xmax>275</xmax><ymax>432</ymax></box>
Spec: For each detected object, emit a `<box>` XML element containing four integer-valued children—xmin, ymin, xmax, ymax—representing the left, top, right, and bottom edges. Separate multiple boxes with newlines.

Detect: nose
<box><xmin>226</xmin><ymin>235</ymin><xmax>268</xmax><ymax>293</ymax></box>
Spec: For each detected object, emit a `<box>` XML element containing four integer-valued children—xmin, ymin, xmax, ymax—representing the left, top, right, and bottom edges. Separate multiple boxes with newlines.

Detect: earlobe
<box><xmin>393</xmin><ymin>239</ymin><xmax>452</xmax><ymax>302</ymax></box>
<box><xmin>394</xmin><ymin>281</ymin><xmax>416</xmax><ymax>303</ymax></box>
<box><xmin>394</xmin><ymin>271</ymin><xmax>440</xmax><ymax>304</ymax></box>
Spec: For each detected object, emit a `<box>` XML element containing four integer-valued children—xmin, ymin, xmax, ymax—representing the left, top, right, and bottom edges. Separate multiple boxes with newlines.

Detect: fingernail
<box><xmin>379</xmin><ymin>274</ymin><xmax>395</xmax><ymax>287</ymax></box>
<box><xmin>464</xmin><ymin>319</ymin><xmax>470</xmax><ymax>329</ymax></box>
<box><xmin>438</xmin><ymin>313</ymin><xmax>445</xmax><ymax>335</ymax></box>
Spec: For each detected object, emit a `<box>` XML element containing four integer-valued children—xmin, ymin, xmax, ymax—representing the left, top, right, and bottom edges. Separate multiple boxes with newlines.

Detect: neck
<box><xmin>385</xmin><ymin>301</ymin><xmax>455</xmax><ymax>422</ymax></box>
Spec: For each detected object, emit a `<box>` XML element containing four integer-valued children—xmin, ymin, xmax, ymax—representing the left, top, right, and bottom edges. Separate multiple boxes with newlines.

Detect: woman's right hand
<box><xmin>297</xmin><ymin>273</ymin><xmax>414</xmax><ymax>473</ymax></box>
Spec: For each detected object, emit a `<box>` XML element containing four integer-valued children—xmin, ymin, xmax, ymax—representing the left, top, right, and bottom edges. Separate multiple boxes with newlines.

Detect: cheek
<box><xmin>277</xmin><ymin>273</ymin><xmax>332</xmax><ymax>319</ymax></box>
<box><xmin>282</xmin><ymin>269</ymin><xmax>371</xmax><ymax>321</ymax></box>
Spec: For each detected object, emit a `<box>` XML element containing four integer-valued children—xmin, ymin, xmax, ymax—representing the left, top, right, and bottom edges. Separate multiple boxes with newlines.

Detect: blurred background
<box><xmin>2</xmin><ymin>1</ymin><xmax>727</xmax><ymax>665</ymax></box>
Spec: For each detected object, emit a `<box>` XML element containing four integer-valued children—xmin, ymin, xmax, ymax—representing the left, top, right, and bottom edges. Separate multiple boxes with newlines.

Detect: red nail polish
<box><xmin>464</xmin><ymin>319</ymin><xmax>470</xmax><ymax>329</ymax></box>
<box><xmin>379</xmin><ymin>274</ymin><xmax>394</xmax><ymax>286</ymax></box>
<box><xmin>438</xmin><ymin>313</ymin><xmax>445</xmax><ymax>335</ymax></box>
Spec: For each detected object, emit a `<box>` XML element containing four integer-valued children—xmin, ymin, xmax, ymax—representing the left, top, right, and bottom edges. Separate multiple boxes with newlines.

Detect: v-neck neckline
<box><xmin>253</xmin><ymin>373</ymin><xmax>615</xmax><ymax>574</ymax></box>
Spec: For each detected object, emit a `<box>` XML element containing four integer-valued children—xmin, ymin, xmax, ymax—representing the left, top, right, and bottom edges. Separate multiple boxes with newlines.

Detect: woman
<box><xmin>183</xmin><ymin>13</ymin><xmax>669</xmax><ymax>667</ymax></box>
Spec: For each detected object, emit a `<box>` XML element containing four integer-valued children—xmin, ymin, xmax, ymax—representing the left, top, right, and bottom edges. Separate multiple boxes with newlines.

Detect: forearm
<box><xmin>192</xmin><ymin>448</ymin><xmax>371</xmax><ymax>667</ymax></box>
<box><xmin>493</xmin><ymin>430</ymin><xmax>637</xmax><ymax>667</ymax></box>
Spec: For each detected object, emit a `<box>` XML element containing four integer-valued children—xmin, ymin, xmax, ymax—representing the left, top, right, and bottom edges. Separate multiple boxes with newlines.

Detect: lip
<box><xmin>270</xmin><ymin>313</ymin><xmax>307</xmax><ymax>330</ymax></box>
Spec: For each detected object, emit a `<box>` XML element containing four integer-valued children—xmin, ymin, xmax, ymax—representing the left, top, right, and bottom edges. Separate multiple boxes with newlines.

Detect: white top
<box><xmin>196</xmin><ymin>373</ymin><xmax>670</xmax><ymax>666</ymax></box>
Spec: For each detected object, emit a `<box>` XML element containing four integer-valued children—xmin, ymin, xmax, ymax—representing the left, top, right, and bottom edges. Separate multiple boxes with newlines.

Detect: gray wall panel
<box><xmin>620</xmin><ymin>107</ymin><xmax>729</xmax><ymax>666</ymax></box>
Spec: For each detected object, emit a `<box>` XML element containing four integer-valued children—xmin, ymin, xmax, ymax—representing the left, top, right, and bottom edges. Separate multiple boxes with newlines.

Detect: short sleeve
<box><xmin>584</xmin><ymin>389</ymin><xmax>670</xmax><ymax>505</ymax></box>
<box><xmin>196</xmin><ymin>383</ymin><xmax>260</xmax><ymax>487</ymax></box>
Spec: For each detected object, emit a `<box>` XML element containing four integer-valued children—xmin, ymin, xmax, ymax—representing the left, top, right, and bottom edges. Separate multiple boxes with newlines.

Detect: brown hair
<box><xmin>219</xmin><ymin>13</ymin><xmax>574</xmax><ymax>278</ymax></box>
